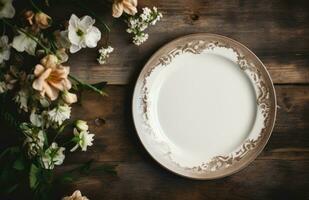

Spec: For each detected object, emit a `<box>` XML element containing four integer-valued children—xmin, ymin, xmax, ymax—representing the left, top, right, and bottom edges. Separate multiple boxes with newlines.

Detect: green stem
<box><xmin>69</xmin><ymin>75</ymin><xmax>108</xmax><ymax>96</ymax></box>
<box><xmin>29</xmin><ymin>0</ymin><xmax>42</xmax><ymax>12</ymax></box>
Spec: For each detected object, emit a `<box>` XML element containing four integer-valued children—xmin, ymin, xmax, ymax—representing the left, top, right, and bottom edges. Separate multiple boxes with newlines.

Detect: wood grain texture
<box><xmin>58</xmin><ymin>160</ymin><xmax>309</xmax><ymax>200</ymax></box>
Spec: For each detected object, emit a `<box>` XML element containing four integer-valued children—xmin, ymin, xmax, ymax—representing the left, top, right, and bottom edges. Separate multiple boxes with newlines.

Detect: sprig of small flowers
<box><xmin>126</xmin><ymin>7</ymin><xmax>163</xmax><ymax>45</ymax></box>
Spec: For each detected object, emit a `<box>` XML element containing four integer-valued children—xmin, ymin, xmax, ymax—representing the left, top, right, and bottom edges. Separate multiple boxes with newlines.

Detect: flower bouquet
<box><xmin>0</xmin><ymin>0</ymin><xmax>162</xmax><ymax>199</ymax></box>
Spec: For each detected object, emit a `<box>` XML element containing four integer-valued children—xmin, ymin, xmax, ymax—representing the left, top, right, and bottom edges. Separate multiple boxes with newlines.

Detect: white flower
<box><xmin>14</xmin><ymin>88</ymin><xmax>29</xmax><ymax>112</ymax></box>
<box><xmin>12</xmin><ymin>31</ymin><xmax>37</xmax><ymax>55</ymax></box>
<box><xmin>30</xmin><ymin>110</ymin><xmax>43</xmax><ymax>127</ymax></box>
<box><xmin>133</xmin><ymin>33</ymin><xmax>148</xmax><ymax>46</ymax></box>
<box><xmin>24</xmin><ymin>130</ymin><xmax>45</xmax><ymax>158</ymax></box>
<box><xmin>0</xmin><ymin>35</ymin><xmax>10</xmax><ymax>63</ymax></box>
<box><xmin>21</xmin><ymin>123</ymin><xmax>45</xmax><ymax>158</ymax></box>
<box><xmin>97</xmin><ymin>46</ymin><xmax>113</xmax><ymax>64</ymax></box>
<box><xmin>62</xmin><ymin>90</ymin><xmax>77</xmax><ymax>104</ymax></box>
<box><xmin>41</xmin><ymin>142</ymin><xmax>65</xmax><ymax>169</ymax></box>
<box><xmin>70</xmin><ymin>128</ymin><xmax>94</xmax><ymax>152</ymax></box>
<box><xmin>62</xmin><ymin>190</ymin><xmax>89</xmax><ymax>200</ymax></box>
<box><xmin>68</xmin><ymin>14</ymin><xmax>101</xmax><ymax>53</ymax></box>
<box><xmin>75</xmin><ymin>120</ymin><xmax>88</xmax><ymax>131</ymax></box>
<box><xmin>0</xmin><ymin>0</ymin><xmax>15</xmax><ymax>18</ymax></box>
<box><xmin>48</xmin><ymin>104</ymin><xmax>71</xmax><ymax>125</ymax></box>
<box><xmin>126</xmin><ymin>7</ymin><xmax>162</xmax><ymax>46</ymax></box>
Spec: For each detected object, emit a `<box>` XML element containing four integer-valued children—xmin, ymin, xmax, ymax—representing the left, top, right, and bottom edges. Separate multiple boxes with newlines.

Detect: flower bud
<box><xmin>62</xmin><ymin>90</ymin><xmax>77</xmax><ymax>105</ymax></box>
<box><xmin>24</xmin><ymin>10</ymin><xmax>35</xmax><ymax>25</ymax></box>
<box><xmin>75</xmin><ymin>120</ymin><xmax>88</xmax><ymax>131</ymax></box>
<box><xmin>40</xmin><ymin>54</ymin><xmax>58</xmax><ymax>68</ymax></box>
<box><xmin>34</xmin><ymin>12</ymin><xmax>52</xmax><ymax>29</ymax></box>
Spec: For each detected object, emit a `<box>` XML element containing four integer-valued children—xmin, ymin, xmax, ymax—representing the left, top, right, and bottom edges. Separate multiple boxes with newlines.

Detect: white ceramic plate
<box><xmin>132</xmin><ymin>34</ymin><xmax>276</xmax><ymax>179</ymax></box>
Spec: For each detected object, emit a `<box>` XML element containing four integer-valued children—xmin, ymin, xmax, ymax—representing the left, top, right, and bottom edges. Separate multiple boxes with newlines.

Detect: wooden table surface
<box><xmin>10</xmin><ymin>0</ymin><xmax>309</xmax><ymax>199</ymax></box>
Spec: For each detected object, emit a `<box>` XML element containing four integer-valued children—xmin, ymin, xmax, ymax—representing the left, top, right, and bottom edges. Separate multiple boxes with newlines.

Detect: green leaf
<box><xmin>0</xmin><ymin>146</ymin><xmax>20</xmax><ymax>161</ymax></box>
<box><xmin>91</xmin><ymin>81</ymin><xmax>107</xmax><ymax>89</ymax></box>
<box><xmin>58</xmin><ymin>174</ymin><xmax>74</xmax><ymax>184</ymax></box>
<box><xmin>13</xmin><ymin>156</ymin><xmax>25</xmax><ymax>171</ymax></box>
<box><xmin>5</xmin><ymin>183</ymin><xmax>19</xmax><ymax>194</ymax></box>
<box><xmin>29</xmin><ymin>164</ymin><xmax>40</xmax><ymax>189</ymax></box>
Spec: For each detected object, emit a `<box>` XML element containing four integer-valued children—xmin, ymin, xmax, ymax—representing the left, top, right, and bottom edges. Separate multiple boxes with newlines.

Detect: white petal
<box><xmin>0</xmin><ymin>0</ymin><xmax>15</xmax><ymax>19</ymax></box>
<box><xmin>70</xmin><ymin>144</ymin><xmax>79</xmax><ymax>152</ymax></box>
<box><xmin>25</xmin><ymin>38</ymin><xmax>37</xmax><ymax>55</ymax></box>
<box><xmin>69</xmin><ymin>14</ymin><xmax>79</xmax><ymax>29</ymax></box>
<box><xmin>68</xmin><ymin>28</ymin><xmax>81</xmax><ymax>45</ymax></box>
<box><xmin>79</xmin><ymin>15</ymin><xmax>95</xmax><ymax>31</ymax></box>
<box><xmin>12</xmin><ymin>34</ymin><xmax>26</xmax><ymax>52</ymax></box>
<box><xmin>85</xmin><ymin>26</ymin><xmax>101</xmax><ymax>48</ymax></box>
<box><xmin>12</xmin><ymin>33</ymin><xmax>37</xmax><ymax>55</ymax></box>
<box><xmin>70</xmin><ymin>44</ymin><xmax>81</xmax><ymax>53</ymax></box>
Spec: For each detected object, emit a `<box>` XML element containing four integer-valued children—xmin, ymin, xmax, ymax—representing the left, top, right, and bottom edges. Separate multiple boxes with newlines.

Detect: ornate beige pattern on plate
<box><xmin>132</xmin><ymin>33</ymin><xmax>276</xmax><ymax>179</ymax></box>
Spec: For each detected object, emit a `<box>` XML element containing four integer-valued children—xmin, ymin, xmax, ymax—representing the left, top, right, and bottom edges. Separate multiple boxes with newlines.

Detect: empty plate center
<box><xmin>155</xmin><ymin>53</ymin><xmax>257</xmax><ymax>160</ymax></box>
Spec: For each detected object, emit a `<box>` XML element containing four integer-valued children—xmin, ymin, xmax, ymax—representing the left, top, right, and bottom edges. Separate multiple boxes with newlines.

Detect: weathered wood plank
<box><xmin>66</xmin><ymin>85</ymin><xmax>309</xmax><ymax>163</ymax></box>
<box><xmin>58</xmin><ymin>160</ymin><xmax>309</xmax><ymax>200</ymax></box>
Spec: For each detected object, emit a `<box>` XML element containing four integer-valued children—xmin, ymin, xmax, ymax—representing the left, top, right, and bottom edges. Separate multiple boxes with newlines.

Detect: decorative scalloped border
<box><xmin>138</xmin><ymin>39</ymin><xmax>271</xmax><ymax>173</ymax></box>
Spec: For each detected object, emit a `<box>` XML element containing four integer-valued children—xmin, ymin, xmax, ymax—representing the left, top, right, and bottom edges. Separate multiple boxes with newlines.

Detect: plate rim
<box><xmin>131</xmin><ymin>33</ymin><xmax>277</xmax><ymax>180</ymax></box>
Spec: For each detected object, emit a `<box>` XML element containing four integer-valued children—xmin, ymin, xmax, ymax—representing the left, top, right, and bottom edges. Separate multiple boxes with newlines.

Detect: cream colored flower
<box><xmin>41</xmin><ymin>142</ymin><xmax>65</xmax><ymax>169</ymax></box>
<box><xmin>12</xmin><ymin>31</ymin><xmax>37</xmax><ymax>55</ymax></box>
<box><xmin>75</xmin><ymin>120</ymin><xmax>88</xmax><ymax>131</ymax></box>
<box><xmin>62</xmin><ymin>190</ymin><xmax>89</xmax><ymax>200</ymax></box>
<box><xmin>112</xmin><ymin>0</ymin><xmax>138</xmax><ymax>18</ymax></box>
<box><xmin>70</xmin><ymin>128</ymin><xmax>94</xmax><ymax>152</ymax></box>
<box><xmin>34</xmin><ymin>12</ymin><xmax>52</xmax><ymax>29</ymax></box>
<box><xmin>62</xmin><ymin>90</ymin><xmax>77</xmax><ymax>104</ymax></box>
<box><xmin>32</xmin><ymin>55</ymin><xmax>72</xmax><ymax>101</ymax></box>
<box><xmin>48</xmin><ymin>104</ymin><xmax>71</xmax><ymax>126</ymax></box>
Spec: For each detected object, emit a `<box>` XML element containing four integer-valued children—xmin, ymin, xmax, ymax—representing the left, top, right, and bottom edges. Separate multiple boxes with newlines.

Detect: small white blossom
<box><xmin>75</xmin><ymin>120</ymin><xmax>89</xmax><ymax>131</ymax></box>
<box><xmin>21</xmin><ymin>123</ymin><xmax>45</xmax><ymax>158</ymax></box>
<box><xmin>62</xmin><ymin>190</ymin><xmax>89</xmax><ymax>200</ymax></box>
<box><xmin>12</xmin><ymin>31</ymin><xmax>37</xmax><ymax>55</ymax></box>
<box><xmin>62</xmin><ymin>90</ymin><xmax>77</xmax><ymax>105</ymax></box>
<box><xmin>24</xmin><ymin>130</ymin><xmax>45</xmax><ymax>158</ymax></box>
<box><xmin>126</xmin><ymin>7</ymin><xmax>162</xmax><ymax>46</ymax></box>
<box><xmin>133</xmin><ymin>33</ymin><xmax>149</xmax><ymax>46</ymax></box>
<box><xmin>41</xmin><ymin>142</ymin><xmax>65</xmax><ymax>169</ymax></box>
<box><xmin>14</xmin><ymin>88</ymin><xmax>29</xmax><ymax>112</ymax></box>
<box><xmin>97</xmin><ymin>46</ymin><xmax>113</xmax><ymax>64</ymax></box>
<box><xmin>68</xmin><ymin>14</ymin><xmax>101</xmax><ymax>53</ymax></box>
<box><xmin>30</xmin><ymin>110</ymin><xmax>43</xmax><ymax>127</ymax></box>
<box><xmin>48</xmin><ymin>104</ymin><xmax>71</xmax><ymax>126</ymax></box>
<box><xmin>0</xmin><ymin>35</ymin><xmax>10</xmax><ymax>63</ymax></box>
<box><xmin>70</xmin><ymin>128</ymin><xmax>94</xmax><ymax>152</ymax></box>
<box><xmin>0</xmin><ymin>0</ymin><xmax>15</xmax><ymax>19</ymax></box>
<box><xmin>39</xmin><ymin>96</ymin><xmax>50</xmax><ymax>108</ymax></box>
